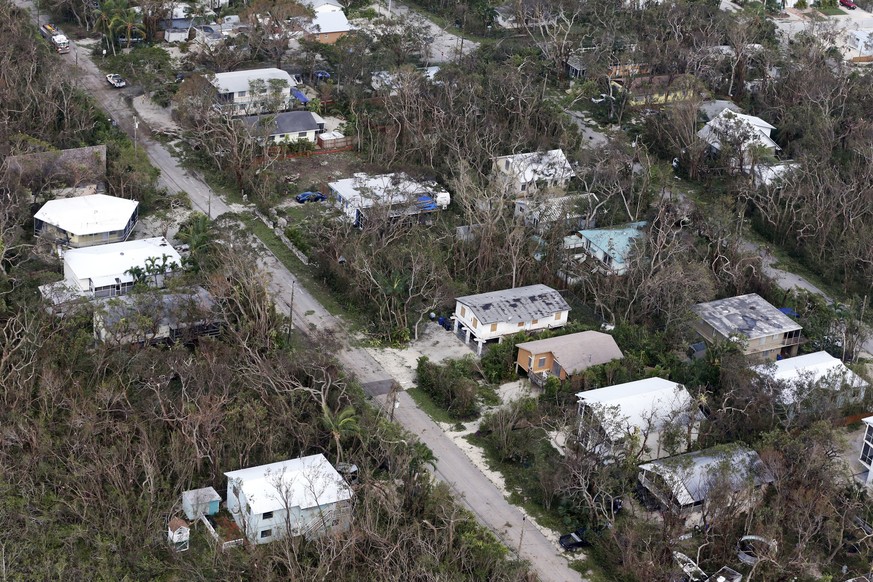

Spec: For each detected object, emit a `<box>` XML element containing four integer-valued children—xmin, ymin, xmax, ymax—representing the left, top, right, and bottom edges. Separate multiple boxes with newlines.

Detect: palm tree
<box><xmin>93</xmin><ymin>0</ymin><xmax>123</xmax><ymax>56</ymax></box>
<box><xmin>321</xmin><ymin>404</ymin><xmax>360</xmax><ymax>464</ymax></box>
<box><xmin>176</xmin><ymin>213</ymin><xmax>212</xmax><ymax>272</ymax></box>
<box><xmin>111</xmin><ymin>3</ymin><xmax>145</xmax><ymax>49</ymax></box>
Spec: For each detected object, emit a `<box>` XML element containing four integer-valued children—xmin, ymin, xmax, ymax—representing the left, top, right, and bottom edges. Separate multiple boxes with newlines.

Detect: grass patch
<box><xmin>406</xmin><ymin>387</ymin><xmax>457</xmax><ymax>424</ymax></box>
<box><xmin>816</xmin><ymin>5</ymin><xmax>845</xmax><ymax>15</ymax></box>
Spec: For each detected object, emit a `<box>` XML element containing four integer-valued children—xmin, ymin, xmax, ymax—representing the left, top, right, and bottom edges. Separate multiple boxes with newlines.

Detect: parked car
<box><xmin>314</xmin><ymin>70</ymin><xmax>331</xmax><ymax>81</ymax></box>
<box><xmin>106</xmin><ymin>74</ymin><xmax>126</xmax><ymax>88</ymax></box>
<box><xmin>295</xmin><ymin>191</ymin><xmax>326</xmax><ymax>203</ymax></box>
<box><xmin>840</xmin><ymin>0</ymin><xmax>857</xmax><ymax>8</ymax></box>
<box><xmin>559</xmin><ymin>527</ymin><xmax>593</xmax><ymax>551</ymax></box>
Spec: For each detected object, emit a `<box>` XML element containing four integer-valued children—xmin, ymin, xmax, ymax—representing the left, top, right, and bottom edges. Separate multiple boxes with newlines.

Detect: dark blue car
<box><xmin>296</xmin><ymin>191</ymin><xmax>326</xmax><ymax>203</ymax></box>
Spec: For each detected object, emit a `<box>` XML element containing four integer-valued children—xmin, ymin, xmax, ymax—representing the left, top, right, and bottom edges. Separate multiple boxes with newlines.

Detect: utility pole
<box><xmin>517</xmin><ymin>515</ymin><xmax>526</xmax><ymax>555</ymax></box>
<box><xmin>289</xmin><ymin>281</ymin><xmax>296</xmax><ymax>332</ymax></box>
<box><xmin>133</xmin><ymin>116</ymin><xmax>139</xmax><ymax>152</ymax></box>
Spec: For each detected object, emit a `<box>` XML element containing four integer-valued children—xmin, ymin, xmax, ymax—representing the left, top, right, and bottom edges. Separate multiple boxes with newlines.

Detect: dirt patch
<box><xmin>133</xmin><ymin>207</ymin><xmax>194</xmax><ymax>243</ymax></box>
<box><xmin>133</xmin><ymin>95</ymin><xmax>182</xmax><ymax>136</ymax></box>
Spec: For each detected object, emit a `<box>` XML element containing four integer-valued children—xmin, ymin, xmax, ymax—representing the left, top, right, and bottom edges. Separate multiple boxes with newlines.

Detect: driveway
<box><xmin>18</xmin><ymin>4</ymin><xmax>583</xmax><ymax>579</ymax></box>
<box><xmin>374</xmin><ymin>1</ymin><xmax>479</xmax><ymax>63</ymax></box>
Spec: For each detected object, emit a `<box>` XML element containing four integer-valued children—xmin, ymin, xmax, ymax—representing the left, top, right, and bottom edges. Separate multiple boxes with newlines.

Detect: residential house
<box><xmin>453</xmin><ymin>284</ymin><xmax>570</xmax><ymax>355</ymax></box>
<box><xmin>225</xmin><ymin>454</ymin><xmax>353</xmax><ymax>544</ymax></box>
<box><xmin>637</xmin><ymin>445</ymin><xmax>773</xmax><ymax>523</ymax></box>
<box><xmin>515</xmin><ymin>330</ymin><xmax>624</xmax><ymax>386</ymax></box>
<box><xmin>371</xmin><ymin>66</ymin><xmax>440</xmax><ymax>95</ymax></box>
<box><xmin>167</xmin><ymin>517</ymin><xmax>190</xmax><ymax>552</ymax></box>
<box><xmin>328</xmin><ymin>173</ymin><xmax>451</xmax><ymax>227</ymax></box>
<box><xmin>208</xmin><ymin>68</ymin><xmax>298</xmax><ymax>116</ymax></box>
<box><xmin>754</xmin><ymin>350</ymin><xmax>869</xmax><ymax>414</ymax></box>
<box><xmin>577</xmin><ymin>377</ymin><xmax>698</xmax><ymax>461</ymax></box>
<box><xmin>240</xmin><ymin>111</ymin><xmax>325</xmax><ymax>144</ymax></box>
<box><xmin>858</xmin><ymin>416</ymin><xmax>873</xmax><ymax>486</ymax></box>
<box><xmin>697</xmin><ymin>109</ymin><xmax>779</xmax><ymax>170</ymax></box>
<box><xmin>513</xmin><ymin>194</ymin><xmax>592</xmax><ymax>231</ymax></box>
<box><xmin>182</xmin><ymin>486</ymin><xmax>222</xmax><ymax>520</ymax></box>
<box><xmin>492</xmin><ymin>149</ymin><xmax>575</xmax><ymax>196</ymax></box>
<box><xmin>294</xmin><ymin>0</ymin><xmax>353</xmax><ymax>44</ymax></box>
<box><xmin>563</xmin><ymin>221</ymin><xmax>647</xmax><ymax>276</ymax></box>
<box><xmin>34</xmin><ymin>194</ymin><xmax>138</xmax><ymax>248</ymax></box>
<box><xmin>41</xmin><ymin>237</ymin><xmax>182</xmax><ymax>301</ymax></box>
<box><xmin>94</xmin><ymin>286</ymin><xmax>221</xmax><ymax>345</ymax></box>
<box><xmin>493</xmin><ymin>0</ymin><xmax>557</xmax><ymax>29</ymax></box>
<box><xmin>611</xmin><ymin>75</ymin><xmax>703</xmax><ymax>107</ymax></box>
<box><xmin>691</xmin><ymin>293</ymin><xmax>803</xmax><ymax>361</ymax></box>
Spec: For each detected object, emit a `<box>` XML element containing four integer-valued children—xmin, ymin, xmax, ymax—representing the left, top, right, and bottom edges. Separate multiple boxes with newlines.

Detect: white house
<box><xmin>858</xmin><ymin>416</ymin><xmax>873</xmax><ymax>487</ymax></box>
<box><xmin>453</xmin><ymin>284</ymin><xmax>570</xmax><ymax>355</ymax></box>
<box><xmin>225</xmin><ymin>454</ymin><xmax>353</xmax><ymax>544</ymax></box>
<box><xmin>209</xmin><ymin>68</ymin><xmax>298</xmax><ymax>116</ymax></box>
<box><xmin>34</xmin><ymin>194</ymin><xmax>139</xmax><ymax>248</ymax></box>
<box><xmin>328</xmin><ymin>173</ymin><xmax>451</xmax><ymax>227</ymax></box>
<box><xmin>563</xmin><ymin>221</ymin><xmax>648</xmax><ymax>276</ymax></box>
<box><xmin>753</xmin><ymin>350</ymin><xmax>869</xmax><ymax>412</ymax></box>
<box><xmin>493</xmin><ymin>0</ymin><xmax>557</xmax><ymax>29</ymax></box>
<box><xmin>53</xmin><ymin>237</ymin><xmax>181</xmax><ymax>299</ymax></box>
<box><xmin>577</xmin><ymin>377</ymin><xmax>699</xmax><ymax>461</ymax></box>
<box><xmin>638</xmin><ymin>445</ymin><xmax>773</xmax><ymax>522</ymax></box>
<box><xmin>240</xmin><ymin>111</ymin><xmax>325</xmax><ymax>144</ymax></box>
<box><xmin>697</xmin><ymin>109</ymin><xmax>779</xmax><ymax>170</ymax></box>
<box><xmin>371</xmin><ymin>66</ymin><xmax>440</xmax><ymax>95</ymax></box>
<box><xmin>492</xmin><ymin>149</ymin><xmax>575</xmax><ymax>196</ymax></box>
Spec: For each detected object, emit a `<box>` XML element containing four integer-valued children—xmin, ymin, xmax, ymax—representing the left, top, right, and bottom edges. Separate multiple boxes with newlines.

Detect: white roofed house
<box><xmin>225</xmin><ymin>454</ymin><xmax>353</xmax><ymax>544</ymax></box>
<box><xmin>637</xmin><ymin>445</ymin><xmax>774</xmax><ymax>526</ymax></box>
<box><xmin>752</xmin><ymin>351</ymin><xmax>869</xmax><ymax>417</ymax></box>
<box><xmin>453</xmin><ymin>284</ymin><xmax>570</xmax><ymax>355</ymax></box>
<box><xmin>208</xmin><ymin>68</ymin><xmax>298</xmax><ymax>116</ymax></box>
<box><xmin>39</xmin><ymin>237</ymin><xmax>182</xmax><ymax>303</ymax></box>
<box><xmin>34</xmin><ymin>194</ymin><xmax>138</xmax><ymax>248</ymax></box>
<box><xmin>328</xmin><ymin>173</ymin><xmax>451</xmax><ymax>227</ymax></box>
<box><xmin>492</xmin><ymin>149</ymin><xmax>575</xmax><ymax>196</ymax></box>
<box><xmin>576</xmin><ymin>377</ymin><xmax>700</xmax><ymax>461</ymax></box>
<box><xmin>697</xmin><ymin>109</ymin><xmax>779</xmax><ymax>174</ymax></box>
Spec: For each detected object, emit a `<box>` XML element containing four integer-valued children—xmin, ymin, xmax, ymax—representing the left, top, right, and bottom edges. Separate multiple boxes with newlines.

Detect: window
<box><xmin>604</xmin><ymin>254</ymin><xmax>613</xmax><ymax>266</ymax></box>
<box><xmin>518</xmin><ymin>322</ymin><xmax>525</xmax><ymax>328</ymax></box>
<box><xmin>472</xmin><ymin>318</ymin><xmax>478</xmax><ymax>329</ymax></box>
<box><xmin>263</xmin><ymin>511</ymin><xmax>273</xmax><ymax>519</ymax></box>
<box><xmin>260</xmin><ymin>529</ymin><xmax>272</xmax><ymax>539</ymax></box>
<box><xmin>554</xmin><ymin>313</ymin><xmax>561</xmax><ymax>321</ymax></box>
<box><xmin>537</xmin><ymin>357</ymin><xmax>547</xmax><ymax>368</ymax></box>
<box><xmin>238</xmin><ymin>90</ymin><xmax>247</xmax><ymax>97</ymax></box>
<box><xmin>504</xmin><ymin>159</ymin><xmax>510</xmax><ymax>170</ymax></box>
<box><xmin>520</xmin><ymin>183</ymin><xmax>527</xmax><ymax>192</ymax></box>
<box><xmin>460</xmin><ymin>306</ymin><xmax>466</xmax><ymax>318</ymax></box>
<box><xmin>298</xmin><ymin>131</ymin><xmax>307</xmax><ymax>138</ymax></box>
<box><xmin>490</xmin><ymin>323</ymin><xmax>497</xmax><ymax>332</ymax></box>
<box><xmin>531</xmin><ymin>319</ymin><xmax>539</xmax><ymax>325</ymax></box>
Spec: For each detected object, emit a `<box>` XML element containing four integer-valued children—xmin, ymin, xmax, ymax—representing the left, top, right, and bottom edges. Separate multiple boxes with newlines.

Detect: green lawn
<box><xmin>406</xmin><ymin>387</ymin><xmax>457</xmax><ymax>424</ymax></box>
<box><xmin>817</xmin><ymin>5</ymin><xmax>846</xmax><ymax>15</ymax></box>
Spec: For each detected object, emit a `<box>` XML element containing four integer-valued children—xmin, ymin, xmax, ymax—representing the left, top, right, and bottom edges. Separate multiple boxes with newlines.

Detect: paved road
<box><xmin>374</xmin><ymin>1</ymin><xmax>479</xmax><ymax>63</ymax></box>
<box><xmin>20</xmin><ymin>6</ymin><xmax>582</xmax><ymax>580</ymax></box>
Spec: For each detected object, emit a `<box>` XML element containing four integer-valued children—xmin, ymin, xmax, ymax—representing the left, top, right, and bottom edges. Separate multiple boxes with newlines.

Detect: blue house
<box><xmin>182</xmin><ymin>486</ymin><xmax>221</xmax><ymax>520</ymax></box>
<box><xmin>564</xmin><ymin>221</ymin><xmax>647</xmax><ymax>275</ymax></box>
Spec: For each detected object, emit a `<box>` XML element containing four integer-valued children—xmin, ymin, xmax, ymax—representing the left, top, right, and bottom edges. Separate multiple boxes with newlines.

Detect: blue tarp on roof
<box><xmin>416</xmin><ymin>195</ymin><xmax>437</xmax><ymax>211</ymax></box>
<box><xmin>291</xmin><ymin>88</ymin><xmax>309</xmax><ymax>104</ymax></box>
<box><xmin>778</xmin><ymin>307</ymin><xmax>799</xmax><ymax>318</ymax></box>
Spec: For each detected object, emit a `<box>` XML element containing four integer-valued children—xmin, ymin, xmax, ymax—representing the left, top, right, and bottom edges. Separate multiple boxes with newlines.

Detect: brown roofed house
<box><xmin>515</xmin><ymin>330</ymin><xmax>624</xmax><ymax>386</ymax></box>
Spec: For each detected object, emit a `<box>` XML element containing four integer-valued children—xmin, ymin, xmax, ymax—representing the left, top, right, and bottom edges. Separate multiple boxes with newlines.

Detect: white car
<box><xmin>106</xmin><ymin>74</ymin><xmax>126</xmax><ymax>88</ymax></box>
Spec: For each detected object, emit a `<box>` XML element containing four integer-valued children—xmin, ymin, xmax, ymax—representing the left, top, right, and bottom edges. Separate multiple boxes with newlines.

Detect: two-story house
<box><xmin>225</xmin><ymin>454</ymin><xmax>353</xmax><ymax>544</ymax></box>
<box><xmin>453</xmin><ymin>284</ymin><xmax>570</xmax><ymax>355</ymax></box>
<box><xmin>691</xmin><ymin>294</ymin><xmax>803</xmax><ymax>361</ymax></box>
<box><xmin>563</xmin><ymin>221</ymin><xmax>648</xmax><ymax>276</ymax></box>
<box><xmin>328</xmin><ymin>173</ymin><xmax>450</xmax><ymax>227</ymax></box>
<box><xmin>491</xmin><ymin>149</ymin><xmax>575</xmax><ymax>196</ymax></box>
<box><xmin>515</xmin><ymin>330</ymin><xmax>624</xmax><ymax>386</ymax></box>
<box><xmin>34</xmin><ymin>194</ymin><xmax>138</xmax><ymax>248</ymax></box>
<box><xmin>208</xmin><ymin>68</ymin><xmax>298</xmax><ymax>116</ymax></box>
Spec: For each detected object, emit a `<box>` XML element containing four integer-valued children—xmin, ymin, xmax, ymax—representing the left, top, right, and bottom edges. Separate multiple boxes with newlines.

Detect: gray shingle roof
<box><xmin>691</xmin><ymin>293</ymin><xmax>801</xmax><ymax>341</ymax></box>
<box><xmin>241</xmin><ymin>111</ymin><xmax>323</xmax><ymax>136</ymax></box>
<box><xmin>456</xmin><ymin>284</ymin><xmax>570</xmax><ymax>324</ymax></box>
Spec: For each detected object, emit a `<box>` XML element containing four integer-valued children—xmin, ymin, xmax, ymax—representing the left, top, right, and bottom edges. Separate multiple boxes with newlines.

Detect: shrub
<box><xmin>416</xmin><ymin>356</ymin><xmax>480</xmax><ymax>419</ymax></box>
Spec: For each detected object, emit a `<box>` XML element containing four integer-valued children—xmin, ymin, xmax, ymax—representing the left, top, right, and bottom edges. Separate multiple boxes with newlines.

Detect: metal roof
<box><xmin>639</xmin><ymin>445</ymin><xmax>772</xmax><ymax>507</ymax></box>
<box><xmin>455</xmin><ymin>284</ymin><xmax>570</xmax><ymax>324</ymax></box>
<box><xmin>493</xmin><ymin>149</ymin><xmax>575</xmax><ymax>184</ymax></box>
<box><xmin>224</xmin><ymin>454</ymin><xmax>352</xmax><ymax>514</ymax></box>
<box><xmin>692</xmin><ymin>293</ymin><xmax>801</xmax><ymax>341</ymax></box>
<box><xmin>577</xmin><ymin>377</ymin><xmax>693</xmax><ymax>440</ymax></box>
<box><xmin>64</xmin><ymin>237</ymin><xmax>182</xmax><ymax>284</ymax></box>
<box><xmin>753</xmin><ymin>350</ymin><xmax>869</xmax><ymax>405</ymax></box>
<box><xmin>210</xmin><ymin>68</ymin><xmax>296</xmax><ymax>94</ymax></box>
<box><xmin>517</xmin><ymin>331</ymin><xmax>623</xmax><ymax>375</ymax></box>
<box><xmin>240</xmin><ymin>111</ymin><xmax>324</xmax><ymax>136</ymax></box>
<box><xmin>96</xmin><ymin>286</ymin><xmax>216</xmax><ymax>330</ymax></box>
<box><xmin>34</xmin><ymin>194</ymin><xmax>138</xmax><ymax>236</ymax></box>
<box><xmin>577</xmin><ymin>221</ymin><xmax>648</xmax><ymax>264</ymax></box>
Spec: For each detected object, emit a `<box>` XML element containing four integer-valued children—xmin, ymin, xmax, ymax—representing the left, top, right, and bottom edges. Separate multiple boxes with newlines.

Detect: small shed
<box><xmin>182</xmin><ymin>486</ymin><xmax>221</xmax><ymax>520</ymax></box>
<box><xmin>168</xmin><ymin>516</ymin><xmax>190</xmax><ymax>552</ymax></box>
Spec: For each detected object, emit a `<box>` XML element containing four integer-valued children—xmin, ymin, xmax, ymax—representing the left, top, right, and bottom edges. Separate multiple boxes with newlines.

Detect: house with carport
<box><xmin>34</xmin><ymin>194</ymin><xmax>138</xmax><ymax>248</ymax></box>
<box><xmin>225</xmin><ymin>454</ymin><xmax>353</xmax><ymax>544</ymax></box>
<box><xmin>576</xmin><ymin>377</ymin><xmax>699</xmax><ymax>461</ymax></box>
<box><xmin>515</xmin><ymin>330</ymin><xmax>623</xmax><ymax>386</ymax></box>
<box><xmin>691</xmin><ymin>293</ymin><xmax>802</xmax><ymax>361</ymax></box>
<box><xmin>453</xmin><ymin>284</ymin><xmax>570</xmax><ymax>355</ymax></box>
